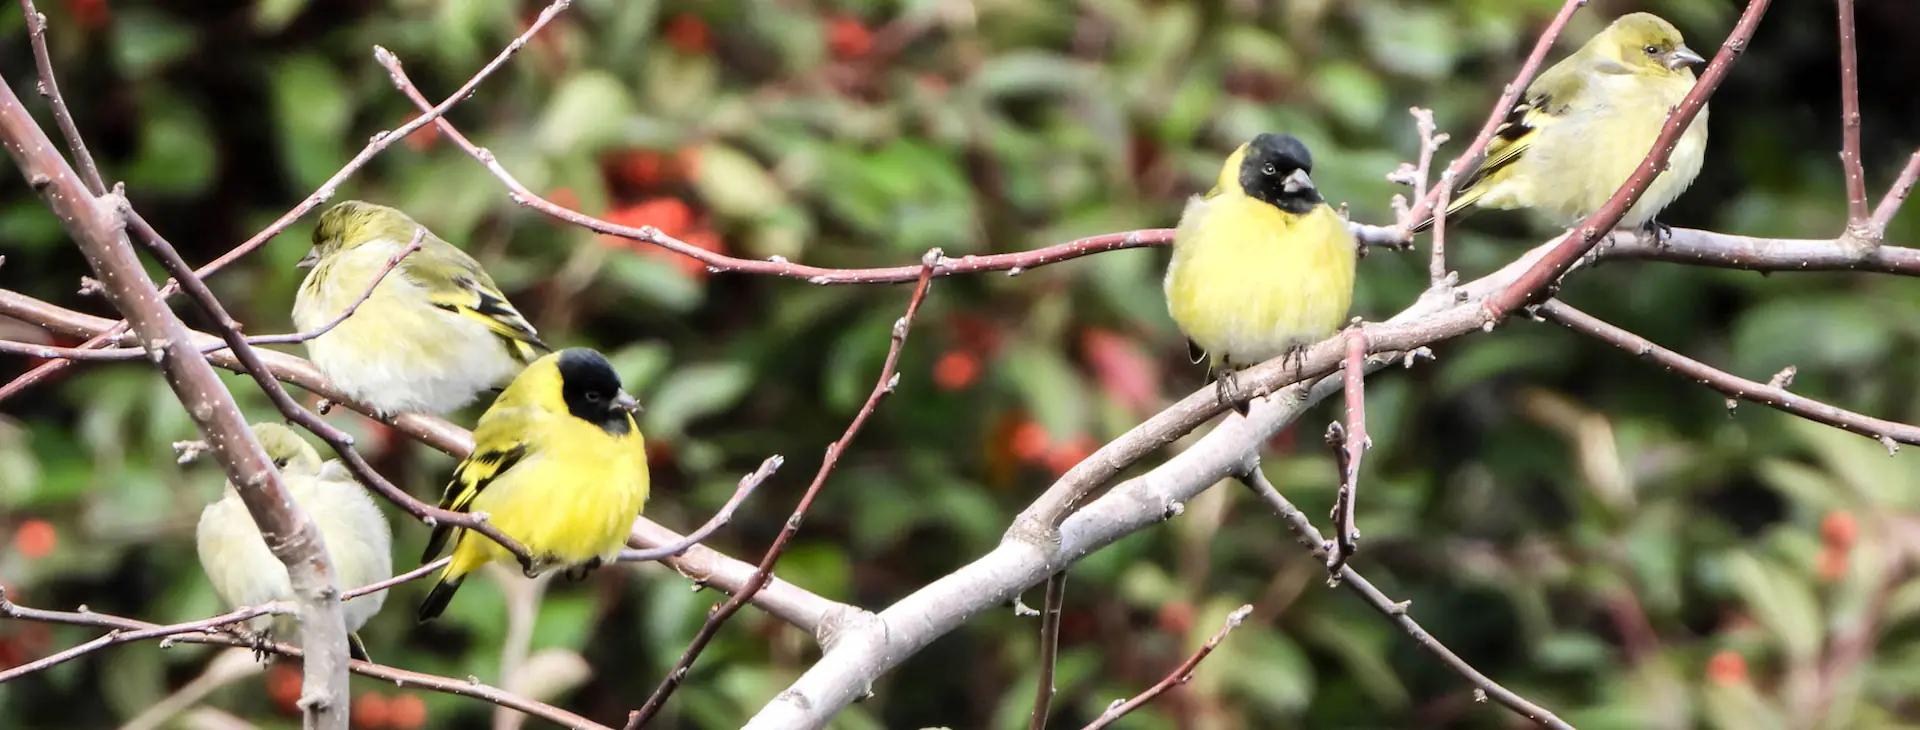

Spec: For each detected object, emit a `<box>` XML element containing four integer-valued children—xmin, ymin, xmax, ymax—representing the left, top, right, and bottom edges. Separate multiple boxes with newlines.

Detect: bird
<box><xmin>293</xmin><ymin>200</ymin><xmax>548</xmax><ymax>416</ymax></box>
<box><xmin>196</xmin><ymin>422</ymin><xmax>392</xmax><ymax>658</ymax></box>
<box><xmin>1164</xmin><ymin>133</ymin><xmax>1357</xmax><ymax>414</ymax></box>
<box><xmin>1415</xmin><ymin>12</ymin><xmax>1708</xmax><ymax>234</ymax></box>
<box><xmin>416</xmin><ymin>348</ymin><xmax>650</xmax><ymax>622</ymax></box>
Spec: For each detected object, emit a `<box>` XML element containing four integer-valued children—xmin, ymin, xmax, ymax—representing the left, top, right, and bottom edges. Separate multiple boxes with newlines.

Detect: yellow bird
<box><xmin>417</xmin><ymin>348</ymin><xmax>649</xmax><ymax>621</ymax></box>
<box><xmin>294</xmin><ymin>201</ymin><xmax>548</xmax><ymax>416</ymax></box>
<box><xmin>196</xmin><ymin>422</ymin><xmax>392</xmax><ymax>657</ymax></box>
<box><xmin>1419</xmin><ymin>13</ymin><xmax>1708</xmax><ymax>232</ymax></box>
<box><xmin>1164</xmin><ymin>133</ymin><xmax>1357</xmax><ymax>413</ymax></box>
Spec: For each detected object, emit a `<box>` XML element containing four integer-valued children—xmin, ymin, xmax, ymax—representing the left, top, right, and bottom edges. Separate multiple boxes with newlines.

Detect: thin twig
<box><xmin>1870</xmin><ymin>149</ymin><xmax>1920</xmax><ymax>238</ymax></box>
<box><xmin>1081</xmin><ymin>604</ymin><xmax>1252</xmax><ymax>730</ymax></box>
<box><xmin>1837</xmin><ymin>0</ymin><xmax>1869</xmax><ymax>227</ymax></box>
<box><xmin>619</xmin><ymin>455</ymin><xmax>784</xmax><ymax>562</ymax></box>
<box><xmin>1236</xmin><ymin>468</ymin><xmax>1574</xmax><ymax>730</ymax></box>
<box><xmin>375</xmin><ymin>52</ymin><xmax>1163</xmax><ymax>286</ymax></box>
<box><xmin>1028</xmin><ymin>571</ymin><xmax>1067</xmax><ymax>730</ymax></box>
<box><xmin>626</xmin><ymin>252</ymin><xmax>942</xmax><ymax>728</ymax></box>
<box><xmin>1324</xmin><ymin>328</ymin><xmax>1371</xmax><ymax>577</ymax></box>
<box><xmin>1485</xmin><ymin>0</ymin><xmax>1772</xmax><ymax>319</ymax></box>
<box><xmin>16</xmin><ymin>0</ymin><xmax>103</xmax><ymax>195</ymax></box>
<box><xmin>1431</xmin><ymin>174</ymin><xmax>1453</xmax><ymax>287</ymax></box>
<box><xmin>1537</xmin><ymin>300</ymin><xmax>1920</xmax><ymax>451</ymax></box>
<box><xmin>1399</xmin><ymin>0</ymin><xmax>1589</xmax><ymax>235</ymax></box>
<box><xmin>0</xmin><ymin>591</ymin><xmax>611</xmax><ymax>730</ymax></box>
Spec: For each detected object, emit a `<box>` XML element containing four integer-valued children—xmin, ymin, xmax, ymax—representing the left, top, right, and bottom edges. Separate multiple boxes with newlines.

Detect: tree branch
<box><xmin>1236</xmin><ymin>468</ymin><xmax>1573</xmax><ymax>729</ymax></box>
<box><xmin>16</xmin><ymin>0</ymin><xmax>103</xmax><ymax>195</ymax></box>
<box><xmin>1870</xmin><ymin>149</ymin><xmax>1920</xmax><ymax>238</ymax></box>
<box><xmin>1080</xmin><ymin>604</ymin><xmax>1251</xmax><ymax>730</ymax></box>
<box><xmin>1536</xmin><ymin>300</ymin><xmax>1920</xmax><ymax>450</ymax></box>
<box><xmin>1837</xmin><ymin>0</ymin><xmax>1869</xmax><ymax>227</ymax></box>
<box><xmin>0</xmin><ymin>72</ymin><xmax>351</xmax><ymax>728</ymax></box>
<box><xmin>1324</xmin><ymin>328</ymin><xmax>1371</xmax><ymax>576</ymax></box>
<box><xmin>619</xmin><ymin>455</ymin><xmax>783</xmax><ymax>562</ymax></box>
<box><xmin>627</xmin><ymin>253</ymin><xmax>941</xmax><ymax>727</ymax></box>
<box><xmin>1028</xmin><ymin>571</ymin><xmax>1067</xmax><ymax>730</ymax></box>
<box><xmin>1486</xmin><ymin>0</ymin><xmax>1772</xmax><ymax>319</ymax></box>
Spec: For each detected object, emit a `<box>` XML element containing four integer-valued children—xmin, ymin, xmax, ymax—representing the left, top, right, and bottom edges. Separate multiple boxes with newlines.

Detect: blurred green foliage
<box><xmin>3</xmin><ymin>0</ymin><xmax>1920</xmax><ymax>728</ymax></box>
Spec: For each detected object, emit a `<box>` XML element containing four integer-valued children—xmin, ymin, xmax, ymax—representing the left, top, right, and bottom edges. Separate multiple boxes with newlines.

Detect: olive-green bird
<box><xmin>1416</xmin><ymin>13</ymin><xmax>1708</xmax><ymax>232</ymax></box>
<box><xmin>1164</xmin><ymin>133</ymin><xmax>1357</xmax><ymax>413</ymax></box>
<box><xmin>416</xmin><ymin>348</ymin><xmax>649</xmax><ymax>621</ymax></box>
<box><xmin>293</xmin><ymin>201</ymin><xmax>548</xmax><ymax>416</ymax></box>
<box><xmin>196</xmin><ymin>422</ymin><xmax>392</xmax><ymax>657</ymax></box>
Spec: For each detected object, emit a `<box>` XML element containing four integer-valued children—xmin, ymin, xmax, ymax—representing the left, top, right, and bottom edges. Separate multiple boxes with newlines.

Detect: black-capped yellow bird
<box><xmin>1164</xmin><ymin>133</ymin><xmax>1357</xmax><ymax>413</ymax></box>
<box><xmin>294</xmin><ymin>201</ymin><xmax>549</xmax><ymax>416</ymax></box>
<box><xmin>416</xmin><ymin>348</ymin><xmax>649</xmax><ymax>621</ymax></box>
<box><xmin>1416</xmin><ymin>13</ymin><xmax>1708</xmax><ymax>233</ymax></box>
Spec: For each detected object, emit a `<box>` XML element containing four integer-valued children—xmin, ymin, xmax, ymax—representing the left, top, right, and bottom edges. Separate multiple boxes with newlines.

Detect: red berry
<box><xmin>1009</xmin><ymin>421</ymin><xmax>1050</xmax><ymax>464</ymax></box>
<box><xmin>825</xmin><ymin>16</ymin><xmax>873</xmax><ymax>60</ymax></box>
<box><xmin>933</xmin><ymin>350</ymin><xmax>980</xmax><ymax>391</ymax></box>
<box><xmin>1705</xmin><ymin>650</ymin><xmax>1748</xmax><ymax>686</ymax></box>
<box><xmin>1044</xmin><ymin>436</ymin><xmax>1097</xmax><ymax>477</ymax></box>
<box><xmin>353</xmin><ymin>692</ymin><xmax>392</xmax><ymax>729</ymax></box>
<box><xmin>664</xmin><ymin>13</ymin><xmax>712</xmax><ymax>55</ymax></box>
<box><xmin>387</xmin><ymin>694</ymin><xmax>427</xmax><ymax>730</ymax></box>
<box><xmin>13</xmin><ymin>519</ymin><xmax>55</xmax><ymax>559</ymax></box>
<box><xmin>1821</xmin><ymin>510</ymin><xmax>1858</xmax><ymax>549</ymax></box>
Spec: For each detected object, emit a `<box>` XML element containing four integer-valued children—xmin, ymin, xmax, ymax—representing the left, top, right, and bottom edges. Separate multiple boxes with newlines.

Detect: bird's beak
<box><xmin>1665</xmin><ymin>45</ymin><xmax>1706</xmax><ymax>70</ymax></box>
<box><xmin>1281</xmin><ymin>168</ymin><xmax>1315</xmax><ymax>195</ymax></box>
<box><xmin>612</xmin><ymin>390</ymin><xmax>642</xmax><ymax>414</ymax></box>
<box><xmin>296</xmin><ymin>250</ymin><xmax>320</xmax><ymax>269</ymax></box>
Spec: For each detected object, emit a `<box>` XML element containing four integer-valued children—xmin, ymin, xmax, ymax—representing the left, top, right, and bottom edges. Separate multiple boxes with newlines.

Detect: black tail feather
<box><xmin>417</xmin><ymin>576</ymin><xmax>463</xmax><ymax>623</ymax></box>
<box><xmin>348</xmin><ymin>632</ymin><xmax>372</xmax><ymax>662</ymax></box>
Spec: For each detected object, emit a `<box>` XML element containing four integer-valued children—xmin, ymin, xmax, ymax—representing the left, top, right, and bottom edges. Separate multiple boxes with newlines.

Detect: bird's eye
<box><xmin>586</xmin><ymin>392</ymin><xmax>602</xmax><ymax>402</ymax></box>
<box><xmin>1643</xmin><ymin>45</ymin><xmax>1659</xmax><ymax>55</ymax></box>
<box><xmin>272</xmin><ymin>458</ymin><xmax>289</xmax><ymax>469</ymax></box>
<box><xmin>1262</xmin><ymin>163</ymin><xmax>1277</xmax><ymax>175</ymax></box>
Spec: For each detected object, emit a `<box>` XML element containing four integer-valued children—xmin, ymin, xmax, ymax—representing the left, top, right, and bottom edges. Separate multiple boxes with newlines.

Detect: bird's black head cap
<box><xmin>1238</xmin><ymin>133</ymin><xmax>1321</xmax><ymax>215</ymax></box>
<box><xmin>557</xmin><ymin>348</ymin><xmax>634</xmax><ymax>435</ymax></box>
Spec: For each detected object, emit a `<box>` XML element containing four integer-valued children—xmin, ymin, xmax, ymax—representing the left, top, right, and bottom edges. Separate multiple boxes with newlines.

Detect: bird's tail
<box><xmin>1408</xmin><ymin>184</ymin><xmax>1485</xmax><ymax>233</ymax></box>
<box><xmin>417</xmin><ymin>572</ymin><xmax>465</xmax><ymax>622</ymax></box>
<box><xmin>348</xmin><ymin>632</ymin><xmax>372</xmax><ymax>662</ymax></box>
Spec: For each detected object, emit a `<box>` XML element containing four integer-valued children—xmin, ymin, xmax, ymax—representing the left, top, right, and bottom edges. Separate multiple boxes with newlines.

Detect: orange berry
<box><xmin>13</xmin><ymin>519</ymin><xmax>56</xmax><ymax>559</ymax></box>
<box><xmin>825</xmin><ymin>16</ymin><xmax>873</xmax><ymax>60</ymax></box>
<box><xmin>604</xmin><ymin>198</ymin><xmax>695</xmax><ymax>240</ymax></box>
<box><xmin>386</xmin><ymin>694</ymin><xmax>427</xmax><ymax>730</ymax></box>
<box><xmin>1009</xmin><ymin>421</ymin><xmax>1050</xmax><ymax>464</ymax></box>
<box><xmin>266</xmin><ymin>664</ymin><xmax>303</xmax><ymax>713</ymax></box>
<box><xmin>402</xmin><ymin>123</ymin><xmax>440</xmax><ymax>152</ymax></box>
<box><xmin>353</xmin><ymin>692</ymin><xmax>392</xmax><ymax>729</ymax></box>
<box><xmin>664</xmin><ymin>13</ymin><xmax>712</xmax><ymax>55</ymax></box>
<box><xmin>1821</xmin><ymin>511</ymin><xmax>1858</xmax><ymax>549</ymax></box>
<box><xmin>933</xmin><ymin>350</ymin><xmax>980</xmax><ymax>391</ymax></box>
<box><xmin>1044</xmin><ymin>436</ymin><xmax>1097</xmax><ymax>477</ymax></box>
<box><xmin>1705</xmin><ymin>650</ymin><xmax>1748</xmax><ymax>686</ymax></box>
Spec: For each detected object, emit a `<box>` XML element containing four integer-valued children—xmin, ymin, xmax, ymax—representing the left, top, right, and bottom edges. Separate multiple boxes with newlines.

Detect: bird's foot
<box><xmin>563</xmin><ymin>557</ymin><xmax>605</xmax><ymax>583</ymax></box>
<box><xmin>1215</xmin><ymin>370</ymin><xmax>1251</xmax><ymax>416</ymax></box>
<box><xmin>245</xmin><ymin>629</ymin><xmax>275</xmax><ymax>663</ymax></box>
<box><xmin>1642</xmin><ymin>218</ymin><xmax>1673</xmax><ymax>248</ymax></box>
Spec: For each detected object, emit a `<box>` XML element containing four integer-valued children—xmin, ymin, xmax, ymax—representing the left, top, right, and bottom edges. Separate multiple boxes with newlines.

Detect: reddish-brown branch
<box><xmin>1870</xmin><ymin>149</ymin><xmax>1920</xmax><ymax>238</ymax></box>
<box><xmin>625</xmin><ymin>253</ymin><xmax>941</xmax><ymax>728</ymax></box>
<box><xmin>619</xmin><ymin>455</ymin><xmax>783</xmax><ymax>562</ymax></box>
<box><xmin>0</xmin><ymin>590</ymin><xmax>610</xmax><ymax>730</ymax></box>
<box><xmin>1537</xmin><ymin>300</ymin><xmax>1920</xmax><ymax>450</ymax></box>
<box><xmin>0</xmin><ymin>72</ymin><xmax>352</xmax><ymax>727</ymax></box>
<box><xmin>1399</xmin><ymin>0</ymin><xmax>1588</xmax><ymax>235</ymax></box>
<box><xmin>1486</xmin><ymin>0</ymin><xmax>1772</xmax><ymax>319</ymax></box>
<box><xmin>375</xmin><ymin>51</ymin><xmax>1165</xmax><ymax>285</ymax></box>
<box><xmin>1837</xmin><ymin>0</ymin><xmax>1869</xmax><ymax>226</ymax></box>
<box><xmin>1028</xmin><ymin>571</ymin><xmax>1067</xmax><ymax>730</ymax></box>
<box><xmin>1237</xmin><ymin>468</ymin><xmax>1574</xmax><ymax>730</ymax></box>
<box><xmin>1080</xmin><ymin>604</ymin><xmax>1252</xmax><ymax>730</ymax></box>
<box><xmin>1324</xmin><ymin>329</ymin><xmax>1371</xmax><ymax>576</ymax></box>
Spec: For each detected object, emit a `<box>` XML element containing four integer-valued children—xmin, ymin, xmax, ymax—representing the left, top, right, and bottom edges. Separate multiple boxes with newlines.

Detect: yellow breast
<box><xmin>1164</xmin><ymin>198</ymin><xmax>1356</xmax><ymax>368</ymax></box>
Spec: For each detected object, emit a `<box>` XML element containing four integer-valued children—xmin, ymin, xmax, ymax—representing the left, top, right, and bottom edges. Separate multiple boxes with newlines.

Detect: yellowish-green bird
<box><xmin>294</xmin><ymin>200</ymin><xmax>548</xmax><ymax>416</ymax></box>
<box><xmin>1164</xmin><ymin>133</ymin><xmax>1357</xmax><ymax>413</ymax></box>
<box><xmin>1418</xmin><ymin>13</ymin><xmax>1708</xmax><ymax>232</ymax></box>
<box><xmin>416</xmin><ymin>348</ymin><xmax>649</xmax><ymax>621</ymax></box>
<box><xmin>196</xmin><ymin>422</ymin><xmax>393</xmax><ymax>655</ymax></box>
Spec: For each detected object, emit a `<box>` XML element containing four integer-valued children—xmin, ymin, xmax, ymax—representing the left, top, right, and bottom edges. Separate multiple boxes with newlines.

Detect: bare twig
<box><xmin>1870</xmin><ymin>149</ymin><xmax>1920</xmax><ymax>238</ymax></box>
<box><xmin>1837</xmin><ymin>0</ymin><xmax>1869</xmax><ymax>228</ymax></box>
<box><xmin>1537</xmin><ymin>300</ymin><xmax>1920</xmax><ymax>450</ymax></box>
<box><xmin>0</xmin><ymin>592</ymin><xmax>611</xmax><ymax>730</ymax></box>
<box><xmin>1399</xmin><ymin>0</ymin><xmax>1589</xmax><ymax>236</ymax></box>
<box><xmin>619</xmin><ymin>455</ymin><xmax>784</xmax><ymax>562</ymax></box>
<box><xmin>16</xmin><ymin>0</ymin><xmax>103</xmax><ymax>195</ymax></box>
<box><xmin>0</xmin><ymin>75</ymin><xmax>351</xmax><ymax>728</ymax></box>
<box><xmin>627</xmin><ymin>253</ymin><xmax>941</xmax><ymax>727</ymax></box>
<box><xmin>1237</xmin><ymin>468</ymin><xmax>1574</xmax><ymax>729</ymax></box>
<box><xmin>1324</xmin><ymin>328</ymin><xmax>1371</xmax><ymax>577</ymax></box>
<box><xmin>1486</xmin><ymin>0</ymin><xmax>1772</xmax><ymax>319</ymax></box>
<box><xmin>376</xmin><ymin>52</ymin><xmax>1163</xmax><ymax>286</ymax></box>
<box><xmin>1028</xmin><ymin>572</ymin><xmax>1067</xmax><ymax>730</ymax></box>
<box><xmin>1431</xmin><ymin>174</ymin><xmax>1454</xmax><ymax>287</ymax></box>
<box><xmin>1081</xmin><ymin>604</ymin><xmax>1251</xmax><ymax>730</ymax></box>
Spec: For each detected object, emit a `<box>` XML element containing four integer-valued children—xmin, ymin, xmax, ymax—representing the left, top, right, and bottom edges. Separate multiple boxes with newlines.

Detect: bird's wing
<box><xmin>407</xmin><ymin>238</ymin><xmax>549</xmax><ymax>362</ymax></box>
<box><xmin>1452</xmin><ymin>60</ymin><xmax>1588</xmax><ymax>203</ymax></box>
<box><xmin>421</xmin><ymin>409</ymin><xmax>535</xmax><ymax>561</ymax></box>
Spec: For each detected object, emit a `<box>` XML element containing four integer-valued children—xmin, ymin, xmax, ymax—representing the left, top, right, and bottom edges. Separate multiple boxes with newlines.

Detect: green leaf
<box><xmin>645</xmin><ymin>361</ymin><xmax>754</xmax><ymax>438</ymax></box>
<box><xmin>693</xmin><ymin>143</ymin><xmax>789</xmax><ymax>220</ymax></box>
<box><xmin>1722</xmin><ymin>550</ymin><xmax>1823</xmax><ymax>660</ymax></box>
<box><xmin>269</xmin><ymin>55</ymin><xmax>352</xmax><ymax>190</ymax></box>
<box><xmin>536</xmin><ymin>71</ymin><xmax>636</xmax><ymax>154</ymax></box>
